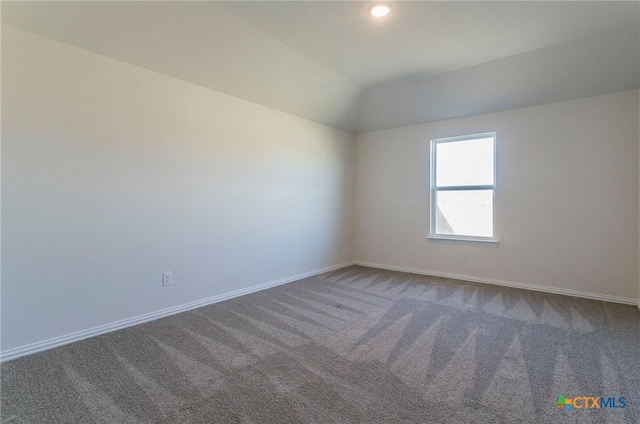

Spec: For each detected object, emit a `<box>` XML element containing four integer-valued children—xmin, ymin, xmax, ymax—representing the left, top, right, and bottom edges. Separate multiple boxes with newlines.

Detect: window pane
<box><xmin>436</xmin><ymin>190</ymin><xmax>493</xmax><ymax>237</ymax></box>
<box><xmin>436</xmin><ymin>138</ymin><xmax>494</xmax><ymax>187</ymax></box>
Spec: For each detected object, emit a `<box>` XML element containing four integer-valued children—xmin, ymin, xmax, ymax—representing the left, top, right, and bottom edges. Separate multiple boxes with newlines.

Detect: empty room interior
<box><xmin>2</xmin><ymin>1</ymin><xmax>640</xmax><ymax>423</ymax></box>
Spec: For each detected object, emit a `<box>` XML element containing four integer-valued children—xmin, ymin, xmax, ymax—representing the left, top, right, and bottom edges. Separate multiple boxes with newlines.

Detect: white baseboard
<box><xmin>0</xmin><ymin>261</ymin><xmax>354</xmax><ymax>363</ymax></box>
<box><xmin>354</xmin><ymin>261</ymin><xmax>639</xmax><ymax>306</ymax></box>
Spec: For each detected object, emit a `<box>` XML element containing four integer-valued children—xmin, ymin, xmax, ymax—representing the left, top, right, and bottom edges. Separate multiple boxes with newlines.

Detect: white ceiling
<box><xmin>2</xmin><ymin>1</ymin><xmax>639</xmax><ymax>132</ymax></box>
<box><xmin>220</xmin><ymin>1</ymin><xmax>639</xmax><ymax>85</ymax></box>
<box><xmin>360</xmin><ymin>26</ymin><xmax>640</xmax><ymax>132</ymax></box>
<box><xmin>1</xmin><ymin>1</ymin><xmax>364</xmax><ymax>131</ymax></box>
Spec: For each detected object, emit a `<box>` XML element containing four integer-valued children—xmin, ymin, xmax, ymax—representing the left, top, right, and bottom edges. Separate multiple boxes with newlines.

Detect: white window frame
<box><xmin>429</xmin><ymin>132</ymin><xmax>498</xmax><ymax>245</ymax></box>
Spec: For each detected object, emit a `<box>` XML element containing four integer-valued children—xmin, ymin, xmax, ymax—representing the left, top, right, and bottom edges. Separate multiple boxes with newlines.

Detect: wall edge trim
<box><xmin>0</xmin><ymin>261</ymin><xmax>355</xmax><ymax>362</ymax></box>
<box><xmin>354</xmin><ymin>261</ymin><xmax>639</xmax><ymax>305</ymax></box>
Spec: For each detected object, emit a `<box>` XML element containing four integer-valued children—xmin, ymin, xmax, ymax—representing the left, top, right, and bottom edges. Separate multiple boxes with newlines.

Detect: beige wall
<box><xmin>355</xmin><ymin>90</ymin><xmax>639</xmax><ymax>300</ymax></box>
<box><xmin>2</xmin><ymin>23</ymin><xmax>639</xmax><ymax>356</ymax></box>
<box><xmin>1</xmin><ymin>26</ymin><xmax>355</xmax><ymax>352</ymax></box>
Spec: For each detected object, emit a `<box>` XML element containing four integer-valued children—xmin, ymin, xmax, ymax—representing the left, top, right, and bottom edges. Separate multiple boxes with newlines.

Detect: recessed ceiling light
<box><xmin>368</xmin><ymin>3</ymin><xmax>392</xmax><ymax>18</ymax></box>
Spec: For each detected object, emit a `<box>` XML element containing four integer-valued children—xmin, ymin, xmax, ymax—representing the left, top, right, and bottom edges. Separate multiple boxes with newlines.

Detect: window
<box><xmin>430</xmin><ymin>132</ymin><xmax>497</xmax><ymax>244</ymax></box>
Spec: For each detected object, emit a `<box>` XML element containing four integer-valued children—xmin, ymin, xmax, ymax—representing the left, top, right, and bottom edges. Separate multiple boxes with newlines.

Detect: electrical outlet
<box><xmin>462</xmin><ymin>251</ymin><xmax>469</xmax><ymax>260</ymax></box>
<box><xmin>162</xmin><ymin>272</ymin><xmax>173</xmax><ymax>286</ymax></box>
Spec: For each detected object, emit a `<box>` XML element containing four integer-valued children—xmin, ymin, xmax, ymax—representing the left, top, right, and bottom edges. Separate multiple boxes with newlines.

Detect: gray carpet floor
<box><xmin>2</xmin><ymin>265</ymin><xmax>639</xmax><ymax>423</ymax></box>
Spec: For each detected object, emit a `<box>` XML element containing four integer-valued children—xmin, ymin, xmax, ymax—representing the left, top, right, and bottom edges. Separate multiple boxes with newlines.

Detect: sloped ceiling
<box><xmin>2</xmin><ymin>1</ymin><xmax>639</xmax><ymax>133</ymax></box>
<box><xmin>1</xmin><ymin>1</ymin><xmax>364</xmax><ymax>132</ymax></box>
<box><xmin>360</xmin><ymin>26</ymin><xmax>640</xmax><ymax>132</ymax></box>
<box><xmin>220</xmin><ymin>1</ymin><xmax>639</xmax><ymax>86</ymax></box>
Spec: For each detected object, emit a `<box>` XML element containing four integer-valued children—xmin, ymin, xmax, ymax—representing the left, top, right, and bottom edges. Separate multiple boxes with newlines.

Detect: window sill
<box><xmin>427</xmin><ymin>236</ymin><xmax>499</xmax><ymax>247</ymax></box>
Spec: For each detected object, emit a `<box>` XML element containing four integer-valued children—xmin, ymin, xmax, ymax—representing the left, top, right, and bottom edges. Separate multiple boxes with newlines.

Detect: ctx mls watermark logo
<box><xmin>555</xmin><ymin>395</ymin><xmax>626</xmax><ymax>412</ymax></box>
